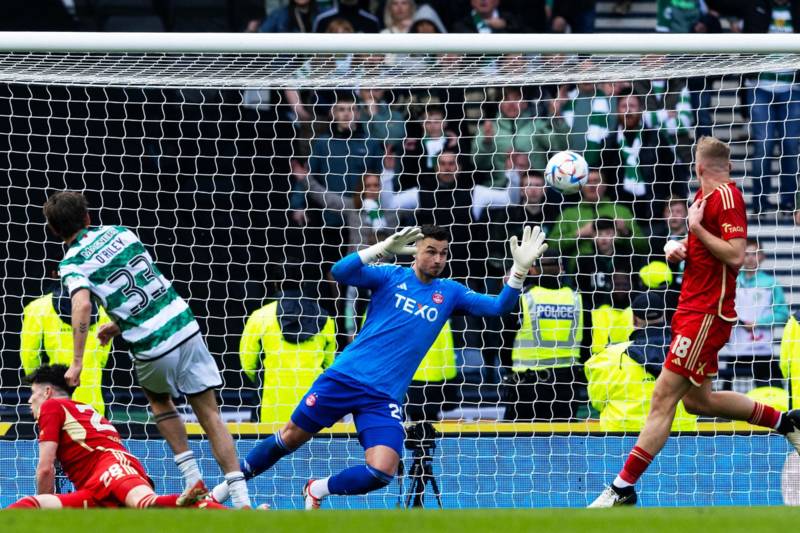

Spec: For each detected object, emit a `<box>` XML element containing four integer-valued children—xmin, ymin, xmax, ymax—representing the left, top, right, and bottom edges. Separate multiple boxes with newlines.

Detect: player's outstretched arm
<box><xmin>331</xmin><ymin>227</ymin><xmax>422</xmax><ymax>288</ymax></box>
<box><xmin>35</xmin><ymin>441</ymin><xmax>58</xmax><ymax>495</ymax></box>
<box><xmin>457</xmin><ymin>225</ymin><xmax>548</xmax><ymax>316</ymax></box>
<box><xmin>66</xmin><ymin>288</ymin><xmax>92</xmax><ymax>388</ymax></box>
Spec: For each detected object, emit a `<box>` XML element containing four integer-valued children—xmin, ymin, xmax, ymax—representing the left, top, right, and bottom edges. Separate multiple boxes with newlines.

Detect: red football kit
<box><xmin>664</xmin><ymin>181</ymin><xmax>747</xmax><ymax>386</ymax></box>
<box><xmin>36</xmin><ymin>397</ymin><xmax>152</xmax><ymax>508</ymax></box>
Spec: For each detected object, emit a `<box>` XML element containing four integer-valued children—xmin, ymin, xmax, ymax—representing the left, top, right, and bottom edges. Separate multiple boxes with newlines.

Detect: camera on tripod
<box><xmin>401</xmin><ymin>421</ymin><xmax>442</xmax><ymax>509</ymax></box>
<box><xmin>405</xmin><ymin>421</ymin><xmax>438</xmax><ymax>454</ymax></box>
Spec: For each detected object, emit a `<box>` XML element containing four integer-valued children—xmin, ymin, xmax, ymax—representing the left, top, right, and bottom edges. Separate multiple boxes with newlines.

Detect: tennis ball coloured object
<box><xmin>544</xmin><ymin>150</ymin><xmax>589</xmax><ymax>194</ymax></box>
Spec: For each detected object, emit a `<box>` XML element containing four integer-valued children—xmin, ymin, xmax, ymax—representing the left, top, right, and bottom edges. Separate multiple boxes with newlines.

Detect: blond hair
<box><xmin>695</xmin><ymin>136</ymin><xmax>730</xmax><ymax>171</ymax></box>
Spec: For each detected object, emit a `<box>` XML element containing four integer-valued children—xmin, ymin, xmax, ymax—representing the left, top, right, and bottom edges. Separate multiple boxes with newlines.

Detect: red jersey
<box><xmin>678</xmin><ymin>182</ymin><xmax>747</xmax><ymax>320</ymax></box>
<box><xmin>37</xmin><ymin>397</ymin><xmax>142</xmax><ymax>489</ymax></box>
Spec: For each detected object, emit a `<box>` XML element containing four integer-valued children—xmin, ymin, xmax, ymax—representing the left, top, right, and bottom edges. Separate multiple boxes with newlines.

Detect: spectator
<box><xmin>313</xmin><ymin>0</ymin><xmax>381</xmax><ymax>32</ymax></box>
<box><xmin>415</xmin><ymin>150</ymin><xmax>475</xmax><ymax>280</ymax></box>
<box><xmin>352</xmin><ymin>173</ymin><xmax>401</xmax><ymax>248</ymax></box>
<box><xmin>720</xmin><ymin>238</ymin><xmax>789</xmax><ymax>390</ymax></box>
<box><xmin>451</xmin><ymin>0</ymin><xmax>523</xmax><ymax>33</ymax></box>
<box><xmin>585</xmin><ymin>292</ymin><xmax>697</xmax><ymax>431</ymax></box>
<box><xmin>292</xmin><ymin>92</ymin><xmax>383</xmax><ymax>259</ymax></box>
<box><xmin>20</xmin><ymin>280</ymin><xmax>113</xmax><ymax>416</ymax></box>
<box><xmin>551</xmin><ymin>0</ymin><xmax>597</xmax><ymax>33</ymax></box>
<box><xmin>646</xmin><ymin>196</ymin><xmax>684</xmax><ymax>304</ymax></box>
<box><xmin>408</xmin><ymin>3</ymin><xmax>447</xmax><ymax>33</ymax></box>
<box><xmin>744</xmin><ymin>0</ymin><xmax>800</xmax><ymax>213</ymax></box>
<box><xmin>549</xmin><ymin>169</ymin><xmax>648</xmax><ymax>262</ymax></box>
<box><xmin>561</xmin><ymin>79</ymin><xmax>611</xmax><ymax>168</ymax></box>
<box><xmin>404</xmin><ymin>105</ymin><xmax>459</xmax><ymax>181</ymax></box>
<box><xmin>655</xmin><ymin>0</ymin><xmax>703</xmax><ymax>33</ymax></box>
<box><xmin>590</xmin><ymin>270</ymin><xmax>634</xmax><ymax>355</ymax></box>
<box><xmin>260</xmin><ymin>0</ymin><xmax>319</xmax><ymax>32</ymax></box>
<box><xmin>239</xmin><ymin>285</ymin><xmax>336</xmax><ymax>423</ymax></box>
<box><xmin>358</xmin><ymin>88</ymin><xmax>407</xmax><ymax>153</ymax></box>
<box><xmin>483</xmin><ymin>172</ymin><xmax>556</xmax><ymax>279</ymax></box>
<box><xmin>501</xmin><ymin>252</ymin><xmax>584</xmax><ymax>421</ymax></box>
<box><xmin>603</xmin><ymin>93</ymin><xmax>677</xmax><ymax>220</ymax></box>
<box><xmin>574</xmin><ymin>218</ymin><xmax>643</xmax><ymax>309</ymax></box>
<box><xmin>636</xmin><ymin>77</ymin><xmax>694</xmax><ymax>194</ymax></box>
<box><xmin>381</xmin><ymin>0</ymin><xmax>416</xmax><ymax>33</ymax></box>
<box><xmin>472</xmin><ymin>86</ymin><xmax>569</xmax><ymax>187</ymax></box>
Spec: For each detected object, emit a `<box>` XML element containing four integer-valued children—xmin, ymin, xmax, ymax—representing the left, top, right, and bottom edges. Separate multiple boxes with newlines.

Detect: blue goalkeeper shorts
<box><xmin>290</xmin><ymin>370</ymin><xmax>405</xmax><ymax>456</ymax></box>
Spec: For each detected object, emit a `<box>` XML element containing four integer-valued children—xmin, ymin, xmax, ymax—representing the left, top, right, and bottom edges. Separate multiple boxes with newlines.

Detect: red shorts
<box><xmin>67</xmin><ymin>451</ymin><xmax>153</xmax><ymax>508</ymax></box>
<box><xmin>664</xmin><ymin>309</ymin><xmax>734</xmax><ymax>386</ymax></box>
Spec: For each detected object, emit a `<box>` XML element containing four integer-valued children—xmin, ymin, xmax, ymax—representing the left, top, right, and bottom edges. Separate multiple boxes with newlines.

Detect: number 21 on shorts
<box><xmin>671</xmin><ymin>334</ymin><xmax>693</xmax><ymax>358</ymax></box>
<box><xmin>388</xmin><ymin>403</ymin><xmax>402</xmax><ymax>420</ymax></box>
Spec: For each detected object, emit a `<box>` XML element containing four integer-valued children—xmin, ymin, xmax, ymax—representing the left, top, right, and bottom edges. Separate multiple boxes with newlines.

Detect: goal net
<box><xmin>1</xmin><ymin>33</ymin><xmax>800</xmax><ymax>508</ymax></box>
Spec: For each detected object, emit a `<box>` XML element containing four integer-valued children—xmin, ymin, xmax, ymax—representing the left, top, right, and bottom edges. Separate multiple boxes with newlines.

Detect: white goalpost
<box><xmin>1</xmin><ymin>32</ymin><xmax>800</xmax><ymax>509</ymax></box>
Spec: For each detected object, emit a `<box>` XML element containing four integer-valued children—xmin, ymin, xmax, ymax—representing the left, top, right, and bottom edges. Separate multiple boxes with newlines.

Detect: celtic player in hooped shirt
<box><xmin>590</xmin><ymin>137</ymin><xmax>800</xmax><ymax>508</ymax></box>
<box><xmin>43</xmin><ymin>191</ymin><xmax>251</xmax><ymax>508</ymax></box>
<box><xmin>212</xmin><ymin>224</ymin><xmax>548</xmax><ymax>509</ymax></box>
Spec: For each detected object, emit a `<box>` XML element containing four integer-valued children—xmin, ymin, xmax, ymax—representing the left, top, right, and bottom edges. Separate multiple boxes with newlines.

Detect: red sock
<box><xmin>152</xmin><ymin>494</ymin><xmax>180</xmax><ymax>507</ymax></box>
<box><xmin>748</xmin><ymin>402</ymin><xmax>781</xmax><ymax>429</ymax></box>
<box><xmin>7</xmin><ymin>496</ymin><xmax>40</xmax><ymax>509</ymax></box>
<box><xmin>619</xmin><ymin>446</ymin><xmax>654</xmax><ymax>485</ymax></box>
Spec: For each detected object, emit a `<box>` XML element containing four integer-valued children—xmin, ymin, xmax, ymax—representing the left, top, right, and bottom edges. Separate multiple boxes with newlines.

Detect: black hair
<box><xmin>595</xmin><ymin>218</ymin><xmax>616</xmax><ymax>233</ymax></box>
<box><xmin>420</xmin><ymin>225</ymin><xmax>450</xmax><ymax>242</ymax></box>
<box><xmin>25</xmin><ymin>364</ymin><xmax>75</xmax><ymax>396</ymax></box>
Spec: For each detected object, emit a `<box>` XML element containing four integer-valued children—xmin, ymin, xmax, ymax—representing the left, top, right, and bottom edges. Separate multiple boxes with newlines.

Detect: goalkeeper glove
<box><xmin>357</xmin><ymin>226</ymin><xmax>423</xmax><ymax>263</ymax></box>
<box><xmin>508</xmin><ymin>225</ymin><xmax>548</xmax><ymax>289</ymax></box>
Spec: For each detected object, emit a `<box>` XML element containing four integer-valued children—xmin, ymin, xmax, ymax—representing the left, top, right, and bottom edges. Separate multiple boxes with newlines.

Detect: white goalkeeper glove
<box><xmin>357</xmin><ymin>226</ymin><xmax>423</xmax><ymax>263</ymax></box>
<box><xmin>508</xmin><ymin>225</ymin><xmax>548</xmax><ymax>289</ymax></box>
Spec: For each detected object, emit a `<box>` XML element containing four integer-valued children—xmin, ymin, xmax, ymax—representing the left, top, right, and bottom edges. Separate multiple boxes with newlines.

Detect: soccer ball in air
<box><xmin>544</xmin><ymin>150</ymin><xmax>589</xmax><ymax>194</ymax></box>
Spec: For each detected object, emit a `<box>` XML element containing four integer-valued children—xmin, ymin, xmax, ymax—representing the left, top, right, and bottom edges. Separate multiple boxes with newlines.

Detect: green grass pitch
<box><xmin>3</xmin><ymin>507</ymin><xmax>797</xmax><ymax>533</ymax></box>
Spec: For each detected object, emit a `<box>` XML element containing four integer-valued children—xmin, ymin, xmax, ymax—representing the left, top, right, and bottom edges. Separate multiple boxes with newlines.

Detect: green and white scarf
<box><xmin>617</xmin><ymin>128</ymin><xmax>646</xmax><ymax>197</ymax></box>
<box><xmin>472</xmin><ymin>10</ymin><xmax>497</xmax><ymax>33</ymax></box>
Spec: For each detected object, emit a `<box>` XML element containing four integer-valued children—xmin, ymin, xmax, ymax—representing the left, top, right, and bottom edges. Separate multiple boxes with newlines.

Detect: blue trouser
<box><xmin>749</xmin><ymin>86</ymin><xmax>800</xmax><ymax>211</ymax></box>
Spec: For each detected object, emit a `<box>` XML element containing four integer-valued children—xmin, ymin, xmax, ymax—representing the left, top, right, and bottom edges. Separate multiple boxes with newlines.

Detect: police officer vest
<box><xmin>413</xmin><ymin>320</ymin><xmax>457</xmax><ymax>383</ymax></box>
<box><xmin>513</xmin><ymin>286</ymin><xmax>582</xmax><ymax>371</ymax></box>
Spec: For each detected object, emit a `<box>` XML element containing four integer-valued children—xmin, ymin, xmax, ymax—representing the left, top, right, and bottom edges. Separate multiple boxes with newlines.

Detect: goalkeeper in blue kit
<box><xmin>212</xmin><ymin>224</ymin><xmax>547</xmax><ymax>508</ymax></box>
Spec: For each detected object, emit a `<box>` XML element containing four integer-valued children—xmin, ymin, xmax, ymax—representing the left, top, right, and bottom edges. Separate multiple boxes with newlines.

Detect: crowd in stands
<box><xmin>4</xmin><ymin>0</ymin><xmax>800</xmax><ymax>428</ymax></box>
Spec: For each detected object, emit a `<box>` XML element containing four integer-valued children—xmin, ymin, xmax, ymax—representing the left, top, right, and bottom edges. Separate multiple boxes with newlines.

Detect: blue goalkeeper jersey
<box><xmin>329</xmin><ymin>252</ymin><xmax>520</xmax><ymax>402</ymax></box>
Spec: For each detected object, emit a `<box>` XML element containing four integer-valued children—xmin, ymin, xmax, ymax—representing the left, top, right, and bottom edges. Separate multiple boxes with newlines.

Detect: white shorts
<box><xmin>134</xmin><ymin>334</ymin><xmax>222</xmax><ymax>397</ymax></box>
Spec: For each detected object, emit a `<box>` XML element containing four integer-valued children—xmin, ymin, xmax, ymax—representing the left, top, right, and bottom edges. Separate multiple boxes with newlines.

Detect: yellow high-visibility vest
<box><xmin>239</xmin><ymin>301</ymin><xmax>336</xmax><ymax>424</ymax></box>
<box><xmin>780</xmin><ymin>314</ymin><xmax>800</xmax><ymax>409</ymax></box>
<box><xmin>513</xmin><ymin>285</ymin><xmax>582</xmax><ymax>371</ymax></box>
<box><xmin>591</xmin><ymin>305</ymin><xmax>634</xmax><ymax>355</ymax></box>
<box><xmin>586</xmin><ymin>341</ymin><xmax>697</xmax><ymax>431</ymax></box>
<box><xmin>413</xmin><ymin>320</ymin><xmax>457</xmax><ymax>383</ymax></box>
<box><xmin>20</xmin><ymin>293</ymin><xmax>112</xmax><ymax>415</ymax></box>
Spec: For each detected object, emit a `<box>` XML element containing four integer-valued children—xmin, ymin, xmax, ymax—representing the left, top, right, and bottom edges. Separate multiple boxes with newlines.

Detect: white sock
<box><xmin>174</xmin><ymin>451</ymin><xmax>202</xmax><ymax>488</ymax></box>
<box><xmin>225</xmin><ymin>471</ymin><xmax>252</xmax><ymax>508</ymax></box>
<box><xmin>211</xmin><ymin>480</ymin><xmax>230</xmax><ymax>503</ymax></box>
<box><xmin>613</xmin><ymin>475</ymin><xmax>633</xmax><ymax>489</ymax></box>
<box><xmin>309</xmin><ymin>477</ymin><xmax>330</xmax><ymax>499</ymax></box>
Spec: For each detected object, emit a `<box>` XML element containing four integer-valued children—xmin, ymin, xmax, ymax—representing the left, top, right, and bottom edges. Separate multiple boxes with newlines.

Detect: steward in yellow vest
<box><xmin>20</xmin><ymin>285</ymin><xmax>112</xmax><ymax>415</ymax></box>
<box><xmin>504</xmin><ymin>253</ymin><xmax>584</xmax><ymax>421</ymax></box>
<box><xmin>586</xmin><ymin>292</ymin><xmax>698</xmax><ymax>431</ymax></box>
<box><xmin>406</xmin><ymin>320</ymin><xmax>458</xmax><ymax>421</ymax></box>
<box><xmin>591</xmin><ymin>271</ymin><xmax>634</xmax><ymax>355</ymax></box>
<box><xmin>239</xmin><ymin>290</ymin><xmax>336</xmax><ymax>423</ymax></box>
<box><xmin>780</xmin><ymin>312</ymin><xmax>800</xmax><ymax>409</ymax></box>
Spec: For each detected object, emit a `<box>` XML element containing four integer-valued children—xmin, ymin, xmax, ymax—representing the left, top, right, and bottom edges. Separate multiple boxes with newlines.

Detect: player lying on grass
<box><xmin>42</xmin><ymin>191</ymin><xmax>250</xmax><ymax>507</ymax></box>
<box><xmin>6</xmin><ymin>364</ymin><xmax>226</xmax><ymax>510</ymax></box>
<box><xmin>590</xmin><ymin>136</ymin><xmax>800</xmax><ymax>508</ymax></box>
<box><xmin>212</xmin><ymin>224</ymin><xmax>547</xmax><ymax>509</ymax></box>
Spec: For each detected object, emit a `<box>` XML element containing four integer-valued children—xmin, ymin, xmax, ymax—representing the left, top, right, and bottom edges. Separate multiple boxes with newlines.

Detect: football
<box><xmin>544</xmin><ymin>150</ymin><xmax>589</xmax><ymax>194</ymax></box>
